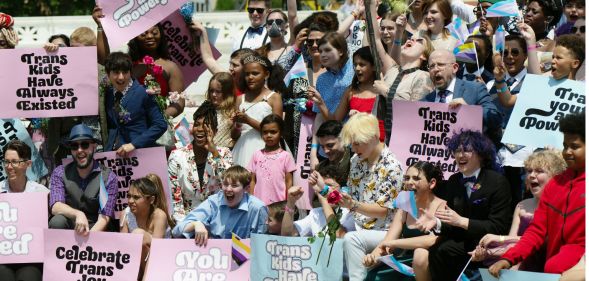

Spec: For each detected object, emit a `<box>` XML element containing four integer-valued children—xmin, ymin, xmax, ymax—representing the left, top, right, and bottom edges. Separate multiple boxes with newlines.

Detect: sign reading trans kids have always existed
<box><xmin>388</xmin><ymin>101</ymin><xmax>482</xmax><ymax>178</ymax></box>
<box><xmin>43</xmin><ymin>229</ymin><xmax>142</xmax><ymax>281</ymax></box>
<box><xmin>502</xmin><ymin>75</ymin><xmax>585</xmax><ymax>149</ymax></box>
<box><xmin>98</xmin><ymin>0</ymin><xmax>185</xmax><ymax>48</ymax></box>
<box><xmin>0</xmin><ymin>47</ymin><xmax>98</xmax><ymax>118</ymax></box>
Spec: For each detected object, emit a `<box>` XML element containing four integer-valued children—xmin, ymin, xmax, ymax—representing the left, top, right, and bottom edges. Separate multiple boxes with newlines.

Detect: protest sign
<box><xmin>250</xmin><ymin>234</ymin><xmax>344</xmax><ymax>281</ymax></box>
<box><xmin>292</xmin><ymin>114</ymin><xmax>315</xmax><ymax>210</ymax></box>
<box><xmin>97</xmin><ymin>0</ymin><xmax>185</xmax><ymax>49</ymax></box>
<box><xmin>502</xmin><ymin>75</ymin><xmax>585</xmax><ymax>149</ymax></box>
<box><xmin>64</xmin><ymin>146</ymin><xmax>170</xmax><ymax>219</ymax></box>
<box><xmin>0</xmin><ymin>47</ymin><xmax>98</xmax><ymax>118</ymax></box>
<box><xmin>43</xmin><ymin>229</ymin><xmax>142</xmax><ymax>281</ymax></box>
<box><xmin>160</xmin><ymin>11</ymin><xmax>222</xmax><ymax>88</ymax></box>
<box><xmin>0</xmin><ymin>119</ymin><xmax>47</xmax><ymax>182</ymax></box>
<box><xmin>388</xmin><ymin>101</ymin><xmax>483</xmax><ymax>178</ymax></box>
<box><xmin>0</xmin><ymin>193</ymin><xmax>47</xmax><ymax>264</ymax></box>
<box><xmin>144</xmin><ymin>238</ymin><xmax>233</xmax><ymax>281</ymax></box>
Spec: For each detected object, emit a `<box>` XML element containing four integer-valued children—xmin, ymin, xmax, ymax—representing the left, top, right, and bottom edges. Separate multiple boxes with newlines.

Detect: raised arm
<box><xmin>189</xmin><ymin>19</ymin><xmax>225</xmax><ymax>74</ymax></box>
<box><xmin>93</xmin><ymin>5</ymin><xmax>110</xmax><ymax>65</ymax></box>
<box><xmin>338</xmin><ymin>0</ymin><xmax>365</xmax><ymax>36</ymax></box>
<box><xmin>518</xmin><ymin>22</ymin><xmax>541</xmax><ymax>75</ymax></box>
<box><xmin>369</xmin><ymin>0</ymin><xmax>395</xmax><ymax>72</ymax></box>
<box><xmin>492</xmin><ymin>53</ymin><xmax>518</xmax><ymax>108</ymax></box>
<box><xmin>286</xmin><ymin>0</ymin><xmax>299</xmax><ymax>45</ymax></box>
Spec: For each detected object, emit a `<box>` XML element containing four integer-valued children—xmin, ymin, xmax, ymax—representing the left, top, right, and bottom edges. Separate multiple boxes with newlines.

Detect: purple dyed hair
<box><xmin>447</xmin><ymin>129</ymin><xmax>500</xmax><ymax>171</ymax></box>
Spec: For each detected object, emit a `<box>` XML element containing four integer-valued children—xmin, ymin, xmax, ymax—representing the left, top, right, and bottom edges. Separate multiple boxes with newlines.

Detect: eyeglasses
<box><xmin>69</xmin><ymin>141</ymin><xmax>92</xmax><ymax>150</ymax></box>
<box><xmin>428</xmin><ymin>62</ymin><xmax>452</xmax><ymax>70</ymax></box>
<box><xmin>572</xmin><ymin>26</ymin><xmax>585</xmax><ymax>34</ymax></box>
<box><xmin>306</xmin><ymin>39</ymin><xmax>320</xmax><ymax>46</ymax></box>
<box><xmin>266</xmin><ymin>19</ymin><xmax>284</xmax><ymax>26</ymax></box>
<box><xmin>454</xmin><ymin>148</ymin><xmax>474</xmax><ymax>155</ymax></box>
<box><xmin>3</xmin><ymin>159</ymin><xmax>26</xmax><ymax>168</ymax></box>
<box><xmin>247</xmin><ymin>7</ymin><xmax>265</xmax><ymax>14</ymax></box>
<box><xmin>503</xmin><ymin>49</ymin><xmax>522</xmax><ymax>57</ymax></box>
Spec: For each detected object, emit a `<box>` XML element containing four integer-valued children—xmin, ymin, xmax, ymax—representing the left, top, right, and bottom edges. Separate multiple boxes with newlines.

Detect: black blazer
<box><xmin>437</xmin><ymin>168</ymin><xmax>513</xmax><ymax>249</ymax></box>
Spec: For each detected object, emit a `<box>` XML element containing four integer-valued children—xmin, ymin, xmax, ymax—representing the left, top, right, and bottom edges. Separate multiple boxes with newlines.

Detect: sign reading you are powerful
<box><xmin>0</xmin><ymin>47</ymin><xmax>98</xmax><ymax>118</ymax></box>
<box><xmin>502</xmin><ymin>74</ymin><xmax>585</xmax><ymax>149</ymax></box>
<box><xmin>388</xmin><ymin>101</ymin><xmax>482</xmax><ymax>178</ymax></box>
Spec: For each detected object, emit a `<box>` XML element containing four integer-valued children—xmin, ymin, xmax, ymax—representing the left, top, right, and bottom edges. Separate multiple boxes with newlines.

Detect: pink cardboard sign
<box><xmin>144</xmin><ymin>238</ymin><xmax>233</xmax><ymax>281</ymax></box>
<box><xmin>0</xmin><ymin>47</ymin><xmax>98</xmax><ymax>118</ymax></box>
<box><xmin>0</xmin><ymin>193</ymin><xmax>48</xmax><ymax>264</ymax></box>
<box><xmin>98</xmin><ymin>0</ymin><xmax>186</xmax><ymax>49</ymax></box>
<box><xmin>293</xmin><ymin>114</ymin><xmax>315</xmax><ymax>210</ymax></box>
<box><xmin>160</xmin><ymin>11</ymin><xmax>222</xmax><ymax>88</ymax></box>
<box><xmin>388</xmin><ymin>101</ymin><xmax>482</xmax><ymax>178</ymax></box>
<box><xmin>43</xmin><ymin>229</ymin><xmax>142</xmax><ymax>281</ymax></box>
<box><xmin>64</xmin><ymin>146</ymin><xmax>170</xmax><ymax>219</ymax></box>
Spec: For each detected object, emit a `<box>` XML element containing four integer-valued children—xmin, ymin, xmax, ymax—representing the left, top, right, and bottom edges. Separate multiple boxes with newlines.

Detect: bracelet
<box><xmin>97</xmin><ymin>26</ymin><xmax>103</xmax><ymax>32</ymax></box>
<box><xmin>499</xmin><ymin>235</ymin><xmax>505</xmax><ymax>243</ymax></box>
<box><xmin>311</xmin><ymin>143</ymin><xmax>319</xmax><ymax>149</ymax></box>
<box><xmin>320</xmin><ymin>185</ymin><xmax>329</xmax><ymax>196</ymax></box>
<box><xmin>393</xmin><ymin>39</ymin><xmax>402</xmax><ymax>46</ymax></box>
<box><xmin>284</xmin><ymin>205</ymin><xmax>295</xmax><ymax>214</ymax></box>
<box><xmin>497</xmin><ymin>85</ymin><xmax>508</xmax><ymax>93</ymax></box>
<box><xmin>527</xmin><ymin>45</ymin><xmax>536</xmax><ymax>51</ymax></box>
<box><xmin>350</xmin><ymin>201</ymin><xmax>360</xmax><ymax>212</ymax></box>
<box><xmin>495</xmin><ymin>79</ymin><xmax>505</xmax><ymax>84</ymax></box>
<box><xmin>293</xmin><ymin>45</ymin><xmax>301</xmax><ymax>54</ymax></box>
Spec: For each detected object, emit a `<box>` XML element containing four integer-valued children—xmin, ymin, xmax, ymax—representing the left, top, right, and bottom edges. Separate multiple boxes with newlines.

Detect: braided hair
<box><xmin>192</xmin><ymin>100</ymin><xmax>218</xmax><ymax>133</ymax></box>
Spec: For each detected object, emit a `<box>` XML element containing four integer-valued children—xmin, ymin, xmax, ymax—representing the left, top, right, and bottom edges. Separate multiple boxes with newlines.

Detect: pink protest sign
<box><xmin>64</xmin><ymin>146</ymin><xmax>170</xmax><ymax>219</ymax></box>
<box><xmin>98</xmin><ymin>0</ymin><xmax>186</xmax><ymax>49</ymax></box>
<box><xmin>43</xmin><ymin>229</ymin><xmax>142</xmax><ymax>281</ymax></box>
<box><xmin>144</xmin><ymin>238</ymin><xmax>233</xmax><ymax>281</ymax></box>
<box><xmin>0</xmin><ymin>193</ymin><xmax>47</xmax><ymax>264</ymax></box>
<box><xmin>293</xmin><ymin>114</ymin><xmax>315</xmax><ymax>210</ymax></box>
<box><xmin>0</xmin><ymin>47</ymin><xmax>98</xmax><ymax>118</ymax></box>
<box><xmin>160</xmin><ymin>11</ymin><xmax>222</xmax><ymax>88</ymax></box>
<box><xmin>388</xmin><ymin>101</ymin><xmax>482</xmax><ymax>178</ymax></box>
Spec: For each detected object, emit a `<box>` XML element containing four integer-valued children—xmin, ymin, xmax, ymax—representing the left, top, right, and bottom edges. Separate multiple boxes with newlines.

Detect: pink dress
<box><xmin>247</xmin><ymin>149</ymin><xmax>296</xmax><ymax>205</ymax></box>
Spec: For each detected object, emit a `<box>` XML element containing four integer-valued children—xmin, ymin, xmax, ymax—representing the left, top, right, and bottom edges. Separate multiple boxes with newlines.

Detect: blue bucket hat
<box><xmin>67</xmin><ymin>124</ymin><xmax>100</xmax><ymax>144</ymax></box>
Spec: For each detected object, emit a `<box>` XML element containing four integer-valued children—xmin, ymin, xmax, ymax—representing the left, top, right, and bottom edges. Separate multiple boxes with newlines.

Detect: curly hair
<box><xmin>447</xmin><ymin>129</ymin><xmax>499</xmax><ymax>171</ymax></box>
<box><xmin>555</xmin><ymin>34</ymin><xmax>585</xmax><ymax>65</ymax></box>
<box><xmin>192</xmin><ymin>100</ymin><xmax>218</xmax><ymax>133</ymax></box>
<box><xmin>127</xmin><ymin>24</ymin><xmax>170</xmax><ymax>61</ymax></box>
<box><xmin>410</xmin><ymin>160</ymin><xmax>445</xmax><ymax>183</ymax></box>
<box><xmin>524</xmin><ymin>150</ymin><xmax>567</xmax><ymax>177</ymax></box>
<box><xmin>559</xmin><ymin>112</ymin><xmax>585</xmax><ymax>142</ymax></box>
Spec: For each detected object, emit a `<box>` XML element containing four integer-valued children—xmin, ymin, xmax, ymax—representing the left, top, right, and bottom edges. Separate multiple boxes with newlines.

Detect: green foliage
<box><xmin>0</xmin><ymin>0</ymin><xmax>94</xmax><ymax>16</ymax></box>
<box><xmin>215</xmin><ymin>0</ymin><xmax>237</xmax><ymax>10</ymax></box>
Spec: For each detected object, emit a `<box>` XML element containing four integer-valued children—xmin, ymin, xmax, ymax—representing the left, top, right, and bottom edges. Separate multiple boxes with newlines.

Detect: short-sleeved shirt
<box><xmin>0</xmin><ymin>180</ymin><xmax>48</xmax><ymax>193</ymax></box>
<box><xmin>383</xmin><ymin>66</ymin><xmax>434</xmax><ymax>102</ymax></box>
<box><xmin>172</xmin><ymin>192</ymin><xmax>268</xmax><ymax>239</ymax></box>
<box><xmin>316</xmin><ymin>147</ymin><xmax>352</xmax><ymax>187</ymax></box>
<box><xmin>294</xmin><ymin>207</ymin><xmax>356</xmax><ymax>236</ymax></box>
<box><xmin>248</xmin><ymin>149</ymin><xmax>296</xmax><ymax>205</ymax></box>
<box><xmin>313</xmin><ymin>59</ymin><xmax>354</xmax><ymax>114</ymax></box>
<box><xmin>347</xmin><ymin>146</ymin><xmax>404</xmax><ymax>230</ymax></box>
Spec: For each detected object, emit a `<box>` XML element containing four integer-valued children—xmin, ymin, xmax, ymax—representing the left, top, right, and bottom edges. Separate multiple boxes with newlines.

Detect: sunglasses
<box><xmin>571</xmin><ymin>26</ymin><xmax>585</xmax><ymax>33</ymax></box>
<box><xmin>69</xmin><ymin>141</ymin><xmax>92</xmax><ymax>150</ymax></box>
<box><xmin>503</xmin><ymin>49</ymin><xmax>522</xmax><ymax>57</ymax></box>
<box><xmin>306</xmin><ymin>39</ymin><xmax>320</xmax><ymax>46</ymax></box>
<box><xmin>266</xmin><ymin>19</ymin><xmax>284</xmax><ymax>26</ymax></box>
<box><xmin>247</xmin><ymin>7</ymin><xmax>265</xmax><ymax>14</ymax></box>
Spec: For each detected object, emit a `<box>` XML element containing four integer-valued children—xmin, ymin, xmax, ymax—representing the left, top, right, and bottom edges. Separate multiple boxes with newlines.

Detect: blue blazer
<box><xmin>421</xmin><ymin>78</ymin><xmax>502</xmax><ymax>132</ymax></box>
<box><xmin>104</xmin><ymin>80</ymin><xmax>167</xmax><ymax>151</ymax></box>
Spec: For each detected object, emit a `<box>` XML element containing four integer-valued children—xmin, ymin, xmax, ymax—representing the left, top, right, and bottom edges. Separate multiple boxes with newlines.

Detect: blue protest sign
<box><xmin>0</xmin><ymin>119</ymin><xmax>48</xmax><ymax>182</ymax></box>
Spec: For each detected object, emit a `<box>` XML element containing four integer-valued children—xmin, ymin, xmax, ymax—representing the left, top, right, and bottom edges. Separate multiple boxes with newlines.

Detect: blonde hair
<box><xmin>524</xmin><ymin>150</ymin><xmax>567</xmax><ymax>177</ymax></box>
<box><xmin>70</xmin><ymin>27</ymin><xmax>97</xmax><ymax>46</ymax></box>
<box><xmin>207</xmin><ymin>72</ymin><xmax>236</xmax><ymax>118</ymax></box>
<box><xmin>144</xmin><ymin>173</ymin><xmax>176</xmax><ymax>228</ymax></box>
<box><xmin>340</xmin><ymin>113</ymin><xmax>380</xmax><ymax>146</ymax></box>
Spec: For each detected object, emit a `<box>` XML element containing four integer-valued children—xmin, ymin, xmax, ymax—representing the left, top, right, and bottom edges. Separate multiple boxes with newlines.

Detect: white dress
<box><xmin>232</xmin><ymin>92</ymin><xmax>275</xmax><ymax>167</ymax></box>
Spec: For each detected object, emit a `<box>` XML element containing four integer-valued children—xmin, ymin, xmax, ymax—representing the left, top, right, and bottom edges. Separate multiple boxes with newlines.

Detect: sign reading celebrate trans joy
<box><xmin>502</xmin><ymin>74</ymin><xmax>585</xmax><ymax>149</ymax></box>
<box><xmin>0</xmin><ymin>47</ymin><xmax>98</xmax><ymax>118</ymax></box>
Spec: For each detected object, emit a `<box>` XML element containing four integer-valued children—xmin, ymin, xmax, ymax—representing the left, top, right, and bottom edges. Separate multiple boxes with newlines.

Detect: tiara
<box><xmin>242</xmin><ymin>55</ymin><xmax>269</xmax><ymax>68</ymax></box>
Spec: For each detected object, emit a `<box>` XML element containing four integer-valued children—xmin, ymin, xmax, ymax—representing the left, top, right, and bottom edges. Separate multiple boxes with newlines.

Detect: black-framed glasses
<box><xmin>69</xmin><ymin>141</ymin><xmax>92</xmax><ymax>150</ymax></box>
<box><xmin>306</xmin><ymin>39</ymin><xmax>320</xmax><ymax>46</ymax></box>
<box><xmin>3</xmin><ymin>159</ymin><xmax>26</xmax><ymax>168</ymax></box>
<box><xmin>247</xmin><ymin>7</ymin><xmax>265</xmax><ymax>14</ymax></box>
<box><xmin>572</xmin><ymin>26</ymin><xmax>585</xmax><ymax>34</ymax></box>
<box><xmin>266</xmin><ymin>19</ymin><xmax>284</xmax><ymax>26</ymax></box>
<box><xmin>503</xmin><ymin>49</ymin><xmax>522</xmax><ymax>57</ymax></box>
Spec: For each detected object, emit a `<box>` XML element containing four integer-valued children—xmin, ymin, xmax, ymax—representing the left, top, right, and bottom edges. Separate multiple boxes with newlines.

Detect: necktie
<box><xmin>464</xmin><ymin>73</ymin><xmax>477</xmax><ymax>81</ymax></box>
<box><xmin>438</xmin><ymin>90</ymin><xmax>449</xmax><ymax>103</ymax></box>
<box><xmin>114</xmin><ymin>91</ymin><xmax>123</xmax><ymax>113</ymax></box>
<box><xmin>248</xmin><ymin>26</ymin><xmax>264</xmax><ymax>35</ymax></box>
<box><xmin>506</xmin><ymin>77</ymin><xmax>516</xmax><ymax>87</ymax></box>
<box><xmin>384</xmin><ymin>67</ymin><xmax>419</xmax><ymax>143</ymax></box>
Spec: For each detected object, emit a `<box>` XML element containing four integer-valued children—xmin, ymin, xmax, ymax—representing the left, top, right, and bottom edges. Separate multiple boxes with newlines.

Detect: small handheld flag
<box><xmin>379</xmin><ymin>255</ymin><xmax>415</xmax><ymax>276</ymax></box>
<box><xmin>495</xmin><ymin>25</ymin><xmax>506</xmax><ymax>54</ymax></box>
<box><xmin>485</xmin><ymin>0</ymin><xmax>519</xmax><ymax>17</ymax></box>
<box><xmin>231</xmin><ymin>233</ymin><xmax>251</xmax><ymax>266</ymax></box>
<box><xmin>392</xmin><ymin>191</ymin><xmax>419</xmax><ymax>219</ymax></box>
<box><xmin>283</xmin><ymin>55</ymin><xmax>308</xmax><ymax>86</ymax></box>
<box><xmin>454</xmin><ymin>42</ymin><xmax>478</xmax><ymax>64</ymax></box>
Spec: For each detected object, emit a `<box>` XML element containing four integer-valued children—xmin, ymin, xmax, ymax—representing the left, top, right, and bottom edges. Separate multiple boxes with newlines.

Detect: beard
<box><xmin>75</xmin><ymin>150</ymin><xmax>95</xmax><ymax>169</ymax></box>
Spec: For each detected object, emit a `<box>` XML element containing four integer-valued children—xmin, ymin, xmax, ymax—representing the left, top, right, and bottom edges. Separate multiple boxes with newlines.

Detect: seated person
<box><xmin>0</xmin><ymin>139</ymin><xmax>48</xmax><ymax>193</ymax></box>
<box><xmin>472</xmin><ymin>150</ymin><xmax>567</xmax><ymax>269</ymax></box>
<box><xmin>281</xmin><ymin>165</ymin><xmax>356</xmax><ymax>237</ymax></box>
<box><xmin>362</xmin><ymin>161</ymin><xmax>446</xmax><ymax>281</ymax></box>
<box><xmin>266</xmin><ymin>201</ymin><xmax>285</xmax><ymax>235</ymax></box>
<box><xmin>314</xmin><ymin>120</ymin><xmax>352</xmax><ymax>187</ymax></box>
<box><xmin>489</xmin><ymin>112</ymin><xmax>585</xmax><ymax>276</ymax></box>
<box><xmin>171</xmin><ymin>165</ymin><xmax>268</xmax><ymax>245</ymax></box>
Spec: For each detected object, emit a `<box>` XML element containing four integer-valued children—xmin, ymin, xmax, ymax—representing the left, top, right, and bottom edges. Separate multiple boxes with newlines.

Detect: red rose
<box><xmin>142</xmin><ymin>55</ymin><xmax>155</xmax><ymax>65</ymax></box>
<box><xmin>327</xmin><ymin>190</ymin><xmax>342</xmax><ymax>205</ymax></box>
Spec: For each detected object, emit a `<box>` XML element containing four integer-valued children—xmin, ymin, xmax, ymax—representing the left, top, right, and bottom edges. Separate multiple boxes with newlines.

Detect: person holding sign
<box><xmin>489</xmin><ymin>112</ymin><xmax>585</xmax><ymax>277</ymax></box>
<box><xmin>338</xmin><ymin>113</ymin><xmax>404</xmax><ymax>281</ymax></box>
<box><xmin>48</xmin><ymin>124</ymin><xmax>118</xmax><ymax>234</ymax></box>
<box><xmin>0</xmin><ymin>12</ymin><xmax>18</xmax><ymax>49</ymax></box>
<box><xmin>0</xmin><ymin>140</ymin><xmax>48</xmax><ymax>193</ymax></box>
<box><xmin>103</xmin><ymin>52</ymin><xmax>168</xmax><ymax>157</ymax></box>
<box><xmin>415</xmin><ymin>130</ymin><xmax>511</xmax><ymax>281</ymax></box>
<box><xmin>422</xmin><ymin>49</ymin><xmax>502</xmax><ymax>134</ymax></box>
<box><xmin>172</xmin><ymin>165</ymin><xmax>268</xmax><ymax>245</ymax></box>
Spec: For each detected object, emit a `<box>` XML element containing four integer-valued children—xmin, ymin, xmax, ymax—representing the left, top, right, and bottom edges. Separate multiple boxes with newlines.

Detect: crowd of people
<box><xmin>0</xmin><ymin>0</ymin><xmax>585</xmax><ymax>280</ymax></box>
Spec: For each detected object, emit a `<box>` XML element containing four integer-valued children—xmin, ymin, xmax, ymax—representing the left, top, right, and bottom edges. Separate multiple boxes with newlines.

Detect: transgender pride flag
<box><xmin>447</xmin><ymin>18</ymin><xmax>470</xmax><ymax>45</ymax></box>
<box><xmin>392</xmin><ymin>191</ymin><xmax>419</xmax><ymax>219</ymax></box>
<box><xmin>495</xmin><ymin>25</ymin><xmax>506</xmax><ymax>53</ymax></box>
<box><xmin>283</xmin><ymin>55</ymin><xmax>308</xmax><ymax>86</ymax></box>
<box><xmin>379</xmin><ymin>255</ymin><xmax>415</xmax><ymax>276</ymax></box>
<box><xmin>485</xmin><ymin>0</ymin><xmax>519</xmax><ymax>17</ymax></box>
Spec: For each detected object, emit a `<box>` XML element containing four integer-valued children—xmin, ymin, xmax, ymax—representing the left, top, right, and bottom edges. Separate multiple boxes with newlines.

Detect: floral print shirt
<box><xmin>167</xmin><ymin>144</ymin><xmax>233</xmax><ymax>223</ymax></box>
<box><xmin>347</xmin><ymin>146</ymin><xmax>404</xmax><ymax>230</ymax></box>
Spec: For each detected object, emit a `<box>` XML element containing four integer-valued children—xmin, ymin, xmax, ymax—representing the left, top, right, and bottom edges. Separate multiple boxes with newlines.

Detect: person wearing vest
<box><xmin>232</xmin><ymin>0</ymin><xmax>270</xmax><ymax>52</ymax></box>
<box><xmin>48</xmin><ymin>124</ymin><xmax>118</xmax><ymax>234</ymax></box>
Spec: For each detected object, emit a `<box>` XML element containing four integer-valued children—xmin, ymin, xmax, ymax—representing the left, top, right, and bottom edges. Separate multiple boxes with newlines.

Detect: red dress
<box><xmin>349</xmin><ymin>96</ymin><xmax>385</xmax><ymax>142</ymax></box>
<box><xmin>134</xmin><ymin>62</ymin><xmax>170</xmax><ymax>97</ymax></box>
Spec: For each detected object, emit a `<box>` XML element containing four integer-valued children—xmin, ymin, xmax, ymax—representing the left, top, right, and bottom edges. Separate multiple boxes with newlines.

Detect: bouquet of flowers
<box><xmin>307</xmin><ymin>189</ymin><xmax>344</xmax><ymax>267</ymax></box>
<box><xmin>142</xmin><ymin>55</ymin><xmax>186</xmax><ymax>124</ymax></box>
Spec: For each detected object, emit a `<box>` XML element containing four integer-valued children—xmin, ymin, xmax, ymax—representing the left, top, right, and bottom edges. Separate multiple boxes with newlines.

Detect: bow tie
<box><xmin>248</xmin><ymin>26</ymin><xmax>264</xmax><ymax>35</ymax></box>
<box><xmin>462</xmin><ymin>176</ymin><xmax>477</xmax><ymax>185</ymax></box>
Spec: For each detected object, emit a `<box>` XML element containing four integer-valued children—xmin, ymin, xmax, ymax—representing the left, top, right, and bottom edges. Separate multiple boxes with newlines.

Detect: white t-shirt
<box><xmin>346</xmin><ymin>20</ymin><xmax>366</xmax><ymax>55</ymax></box>
<box><xmin>0</xmin><ymin>180</ymin><xmax>49</xmax><ymax>193</ymax></box>
<box><xmin>294</xmin><ymin>207</ymin><xmax>356</xmax><ymax>236</ymax></box>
